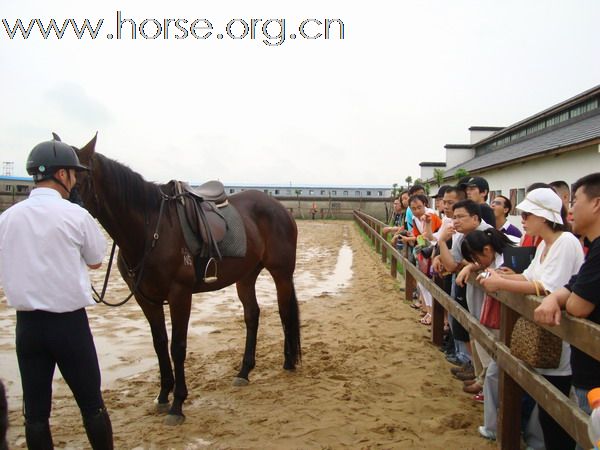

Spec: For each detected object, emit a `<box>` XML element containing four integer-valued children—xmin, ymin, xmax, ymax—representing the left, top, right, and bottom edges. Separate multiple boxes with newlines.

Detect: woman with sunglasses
<box><xmin>478</xmin><ymin>187</ymin><xmax>584</xmax><ymax>450</ymax></box>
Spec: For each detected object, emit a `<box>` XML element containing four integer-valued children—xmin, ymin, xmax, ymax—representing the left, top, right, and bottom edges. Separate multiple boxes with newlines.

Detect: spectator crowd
<box><xmin>383</xmin><ymin>173</ymin><xmax>600</xmax><ymax>450</ymax></box>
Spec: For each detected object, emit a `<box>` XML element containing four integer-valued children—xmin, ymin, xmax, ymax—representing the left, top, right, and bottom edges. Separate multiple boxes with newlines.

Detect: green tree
<box><xmin>455</xmin><ymin>168</ymin><xmax>470</xmax><ymax>181</ymax></box>
<box><xmin>433</xmin><ymin>168</ymin><xmax>445</xmax><ymax>185</ymax></box>
<box><xmin>405</xmin><ymin>175</ymin><xmax>413</xmax><ymax>187</ymax></box>
<box><xmin>391</xmin><ymin>182</ymin><xmax>398</xmax><ymax>198</ymax></box>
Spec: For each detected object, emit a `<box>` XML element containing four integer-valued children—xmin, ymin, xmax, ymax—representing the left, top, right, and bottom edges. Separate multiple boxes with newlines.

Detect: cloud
<box><xmin>45</xmin><ymin>82</ymin><xmax>112</xmax><ymax>128</ymax></box>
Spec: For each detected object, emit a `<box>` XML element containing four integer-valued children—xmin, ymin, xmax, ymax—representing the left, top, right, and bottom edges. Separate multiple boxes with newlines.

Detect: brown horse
<box><xmin>74</xmin><ymin>135</ymin><xmax>301</xmax><ymax>425</ymax></box>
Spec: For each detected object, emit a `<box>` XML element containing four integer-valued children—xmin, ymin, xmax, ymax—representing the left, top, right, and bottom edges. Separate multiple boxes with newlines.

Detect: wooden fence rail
<box><xmin>353</xmin><ymin>210</ymin><xmax>599</xmax><ymax>449</ymax></box>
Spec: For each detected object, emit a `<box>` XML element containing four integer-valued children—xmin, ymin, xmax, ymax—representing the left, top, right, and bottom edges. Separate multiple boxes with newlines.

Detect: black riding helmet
<box><xmin>26</xmin><ymin>135</ymin><xmax>88</xmax><ymax>181</ymax></box>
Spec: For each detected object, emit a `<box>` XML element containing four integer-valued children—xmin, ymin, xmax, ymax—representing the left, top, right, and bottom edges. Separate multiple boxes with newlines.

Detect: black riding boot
<box><xmin>83</xmin><ymin>408</ymin><xmax>113</xmax><ymax>450</ymax></box>
<box><xmin>25</xmin><ymin>420</ymin><xmax>53</xmax><ymax>450</ymax></box>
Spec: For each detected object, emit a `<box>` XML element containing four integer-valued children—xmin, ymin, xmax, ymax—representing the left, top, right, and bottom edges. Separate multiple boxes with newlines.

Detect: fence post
<box><xmin>382</xmin><ymin>243</ymin><xmax>387</xmax><ymax>264</ymax></box>
<box><xmin>390</xmin><ymin>255</ymin><xmax>397</xmax><ymax>279</ymax></box>
<box><xmin>431</xmin><ymin>276</ymin><xmax>445</xmax><ymax>347</ymax></box>
<box><xmin>375</xmin><ymin>224</ymin><xmax>381</xmax><ymax>254</ymax></box>
<box><xmin>404</xmin><ymin>246</ymin><xmax>416</xmax><ymax>302</ymax></box>
<box><xmin>498</xmin><ymin>303</ymin><xmax>522</xmax><ymax>450</ymax></box>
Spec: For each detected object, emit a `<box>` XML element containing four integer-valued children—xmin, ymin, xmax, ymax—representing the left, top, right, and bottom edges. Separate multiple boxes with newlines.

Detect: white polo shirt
<box><xmin>0</xmin><ymin>187</ymin><xmax>106</xmax><ymax>312</ymax></box>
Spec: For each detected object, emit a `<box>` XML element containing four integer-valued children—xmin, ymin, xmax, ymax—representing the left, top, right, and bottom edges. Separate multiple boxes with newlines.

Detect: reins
<box><xmin>91</xmin><ymin>186</ymin><xmax>172</xmax><ymax>307</ymax></box>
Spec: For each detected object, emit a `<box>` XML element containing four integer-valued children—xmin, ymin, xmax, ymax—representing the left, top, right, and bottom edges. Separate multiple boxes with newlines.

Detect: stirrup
<box><xmin>203</xmin><ymin>257</ymin><xmax>218</xmax><ymax>283</ymax></box>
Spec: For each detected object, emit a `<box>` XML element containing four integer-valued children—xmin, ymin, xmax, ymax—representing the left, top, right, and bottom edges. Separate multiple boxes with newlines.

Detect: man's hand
<box><xmin>432</xmin><ymin>255</ymin><xmax>444</xmax><ymax>274</ymax></box>
<box><xmin>438</xmin><ymin>223</ymin><xmax>456</xmax><ymax>242</ymax></box>
<box><xmin>534</xmin><ymin>295</ymin><xmax>562</xmax><ymax>326</ymax></box>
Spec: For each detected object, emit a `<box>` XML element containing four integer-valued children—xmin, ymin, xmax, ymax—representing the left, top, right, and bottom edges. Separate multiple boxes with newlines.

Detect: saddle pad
<box><xmin>201</xmin><ymin>203</ymin><xmax>246</xmax><ymax>258</ymax></box>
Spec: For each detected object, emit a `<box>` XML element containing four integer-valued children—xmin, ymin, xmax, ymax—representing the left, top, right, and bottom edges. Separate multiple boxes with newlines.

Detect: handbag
<box><xmin>417</xmin><ymin>252</ymin><xmax>431</xmax><ymax>275</ymax></box>
<box><xmin>509</xmin><ymin>280</ymin><xmax>562</xmax><ymax>369</ymax></box>
<box><xmin>480</xmin><ymin>295</ymin><xmax>501</xmax><ymax>329</ymax></box>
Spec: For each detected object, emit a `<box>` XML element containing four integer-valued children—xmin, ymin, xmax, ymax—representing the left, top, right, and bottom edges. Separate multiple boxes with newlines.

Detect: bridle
<box><xmin>83</xmin><ymin>155</ymin><xmax>173</xmax><ymax>307</ymax></box>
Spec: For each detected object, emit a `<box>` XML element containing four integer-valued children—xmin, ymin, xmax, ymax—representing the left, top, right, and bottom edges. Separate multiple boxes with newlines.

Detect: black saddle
<box><xmin>181</xmin><ymin>180</ymin><xmax>228</xmax><ymax>205</ymax></box>
<box><xmin>172</xmin><ymin>180</ymin><xmax>229</xmax><ymax>282</ymax></box>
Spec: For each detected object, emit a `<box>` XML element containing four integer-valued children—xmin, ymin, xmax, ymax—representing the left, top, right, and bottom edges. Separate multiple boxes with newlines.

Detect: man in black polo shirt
<box><xmin>534</xmin><ymin>172</ymin><xmax>600</xmax><ymax>413</ymax></box>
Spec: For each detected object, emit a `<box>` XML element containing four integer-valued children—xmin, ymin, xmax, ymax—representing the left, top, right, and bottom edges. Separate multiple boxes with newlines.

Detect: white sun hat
<box><xmin>516</xmin><ymin>188</ymin><xmax>563</xmax><ymax>224</ymax></box>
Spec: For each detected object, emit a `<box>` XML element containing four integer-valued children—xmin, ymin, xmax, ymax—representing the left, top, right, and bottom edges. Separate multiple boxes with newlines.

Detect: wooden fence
<box><xmin>353</xmin><ymin>210</ymin><xmax>600</xmax><ymax>449</ymax></box>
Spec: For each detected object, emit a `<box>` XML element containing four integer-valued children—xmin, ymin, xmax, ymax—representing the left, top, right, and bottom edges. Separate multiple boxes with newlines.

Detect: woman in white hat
<box><xmin>477</xmin><ymin>187</ymin><xmax>584</xmax><ymax>450</ymax></box>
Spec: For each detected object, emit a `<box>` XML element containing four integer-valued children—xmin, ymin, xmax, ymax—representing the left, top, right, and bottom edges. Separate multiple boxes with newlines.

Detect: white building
<box><xmin>210</xmin><ymin>183</ymin><xmax>392</xmax><ymax>199</ymax></box>
<box><xmin>427</xmin><ymin>85</ymin><xmax>600</xmax><ymax>216</ymax></box>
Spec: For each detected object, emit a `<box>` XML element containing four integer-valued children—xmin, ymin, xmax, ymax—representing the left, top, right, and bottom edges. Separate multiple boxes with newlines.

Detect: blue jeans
<box><xmin>575</xmin><ymin>386</ymin><xmax>592</xmax><ymax>414</ymax></box>
<box><xmin>454</xmin><ymin>339</ymin><xmax>471</xmax><ymax>365</ymax></box>
<box><xmin>574</xmin><ymin>387</ymin><xmax>592</xmax><ymax>450</ymax></box>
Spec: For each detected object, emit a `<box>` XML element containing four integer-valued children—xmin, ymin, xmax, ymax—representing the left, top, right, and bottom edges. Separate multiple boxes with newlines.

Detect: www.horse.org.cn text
<box><xmin>1</xmin><ymin>11</ymin><xmax>345</xmax><ymax>46</ymax></box>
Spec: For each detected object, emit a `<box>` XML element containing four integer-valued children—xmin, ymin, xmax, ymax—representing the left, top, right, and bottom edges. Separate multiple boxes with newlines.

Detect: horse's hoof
<box><xmin>164</xmin><ymin>414</ymin><xmax>185</xmax><ymax>426</ymax></box>
<box><xmin>232</xmin><ymin>376</ymin><xmax>249</xmax><ymax>387</ymax></box>
<box><xmin>153</xmin><ymin>396</ymin><xmax>171</xmax><ymax>414</ymax></box>
<box><xmin>154</xmin><ymin>401</ymin><xmax>170</xmax><ymax>414</ymax></box>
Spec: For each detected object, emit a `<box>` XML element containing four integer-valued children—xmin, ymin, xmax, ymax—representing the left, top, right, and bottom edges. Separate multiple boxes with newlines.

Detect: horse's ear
<box><xmin>52</xmin><ymin>132</ymin><xmax>62</xmax><ymax>141</ymax></box>
<box><xmin>78</xmin><ymin>132</ymin><xmax>98</xmax><ymax>164</ymax></box>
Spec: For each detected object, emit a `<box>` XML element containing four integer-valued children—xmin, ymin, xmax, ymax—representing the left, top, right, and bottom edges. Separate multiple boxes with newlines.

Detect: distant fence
<box><xmin>287</xmin><ymin>207</ymin><xmax>356</xmax><ymax>220</ymax></box>
<box><xmin>354</xmin><ymin>210</ymin><xmax>600</xmax><ymax>449</ymax></box>
<box><xmin>280</xmin><ymin>196</ymin><xmax>389</xmax><ymax>221</ymax></box>
<box><xmin>0</xmin><ymin>191</ymin><xmax>29</xmax><ymax>212</ymax></box>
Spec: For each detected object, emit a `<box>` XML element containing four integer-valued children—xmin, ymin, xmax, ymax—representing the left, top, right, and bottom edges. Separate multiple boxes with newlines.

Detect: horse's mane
<box><xmin>96</xmin><ymin>153</ymin><xmax>163</xmax><ymax>211</ymax></box>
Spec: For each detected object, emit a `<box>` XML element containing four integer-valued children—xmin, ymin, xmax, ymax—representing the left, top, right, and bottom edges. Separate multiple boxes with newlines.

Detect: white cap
<box><xmin>516</xmin><ymin>188</ymin><xmax>563</xmax><ymax>224</ymax></box>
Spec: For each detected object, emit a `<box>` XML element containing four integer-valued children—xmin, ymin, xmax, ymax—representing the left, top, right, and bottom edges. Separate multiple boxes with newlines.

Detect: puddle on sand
<box><xmin>0</xmin><ymin>241</ymin><xmax>354</xmax><ymax>409</ymax></box>
<box><xmin>294</xmin><ymin>243</ymin><xmax>353</xmax><ymax>299</ymax></box>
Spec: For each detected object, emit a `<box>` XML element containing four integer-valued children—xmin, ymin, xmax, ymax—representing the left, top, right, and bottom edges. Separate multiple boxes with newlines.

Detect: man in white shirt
<box><xmin>0</xmin><ymin>136</ymin><xmax>112</xmax><ymax>449</ymax></box>
<box><xmin>433</xmin><ymin>199</ymin><xmax>493</xmax><ymax>397</ymax></box>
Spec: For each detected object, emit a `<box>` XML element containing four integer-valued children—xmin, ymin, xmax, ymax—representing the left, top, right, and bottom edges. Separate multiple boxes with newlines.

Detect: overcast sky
<box><xmin>1</xmin><ymin>0</ymin><xmax>599</xmax><ymax>187</ymax></box>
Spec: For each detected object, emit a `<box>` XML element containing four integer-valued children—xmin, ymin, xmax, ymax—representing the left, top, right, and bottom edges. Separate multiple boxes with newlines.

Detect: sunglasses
<box><xmin>491</xmin><ymin>200</ymin><xmax>504</xmax><ymax>206</ymax></box>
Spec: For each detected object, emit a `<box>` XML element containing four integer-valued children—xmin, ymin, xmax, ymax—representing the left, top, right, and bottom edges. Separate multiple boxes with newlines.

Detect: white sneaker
<box><xmin>478</xmin><ymin>425</ymin><xmax>496</xmax><ymax>440</ymax></box>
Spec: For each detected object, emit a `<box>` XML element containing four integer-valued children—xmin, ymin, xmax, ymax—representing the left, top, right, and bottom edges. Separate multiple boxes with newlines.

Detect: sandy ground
<box><xmin>1</xmin><ymin>220</ymin><xmax>494</xmax><ymax>449</ymax></box>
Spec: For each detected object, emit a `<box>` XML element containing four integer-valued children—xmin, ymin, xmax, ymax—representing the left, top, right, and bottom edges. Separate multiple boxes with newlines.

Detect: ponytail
<box><xmin>461</xmin><ymin>228</ymin><xmax>514</xmax><ymax>263</ymax></box>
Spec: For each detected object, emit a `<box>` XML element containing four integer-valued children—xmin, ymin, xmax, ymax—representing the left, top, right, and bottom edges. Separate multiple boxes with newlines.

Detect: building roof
<box><xmin>444</xmin><ymin>111</ymin><xmax>600</xmax><ymax>177</ymax></box>
<box><xmin>444</xmin><ymin>144</ymin><xmax>472</xmax><ymax>149</ymax></box>
<box><xmin>0</xmin><ymin>175</ymin><xmax>32</xmax><ymax>182</ymax></box>
<box><xmin>194</xmin><ymin>182</ymin><xmax>391</xmax><ymax>190</ymax></box>
<box><xmin>468</xmin><ymin>126</ymin><xmax>504</xmax><ymax>132</ymax></box>
<box><xmin>418</xmin><ymin>162</ymin><xmax>446</xmax><ymax>167</ymax></box>
<box><xmin>474</xmin><ymin>84</ymin><xmax>600</xmax><ymax>147</ymax></box>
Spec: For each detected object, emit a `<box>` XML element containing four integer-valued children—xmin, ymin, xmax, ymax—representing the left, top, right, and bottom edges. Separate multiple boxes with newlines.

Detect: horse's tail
<box><xmin>288</xmin><ymin>282</ymin><xmax>302</xmax><ymax>366</ymax></box>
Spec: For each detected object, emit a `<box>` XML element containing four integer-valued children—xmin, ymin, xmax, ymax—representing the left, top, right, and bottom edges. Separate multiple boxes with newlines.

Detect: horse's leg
<box><xmin>232</xmin><ymin>266</ymin><xmax>263</xmax><ymax>386</ymax></box>
<box><xmin>271</xmin><ymin>271</ymin><xmax>302</xmax><ymax>370</ymax></box>
<box><xmin>138</xmin><ymin>301</ymin><xmax>174</xmax><ymax>413</ymax></box>
<box><xmin>164</xmin><ymin>287</ymin><xmax>192</xmax><ymax>426</ymax></box>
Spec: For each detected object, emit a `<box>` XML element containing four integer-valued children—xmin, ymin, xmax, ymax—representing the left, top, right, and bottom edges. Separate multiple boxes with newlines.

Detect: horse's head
<box><xmin>72</xmin><ymin>133</ymin><xmax>101</xmax><ymax>216</ymax></box>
